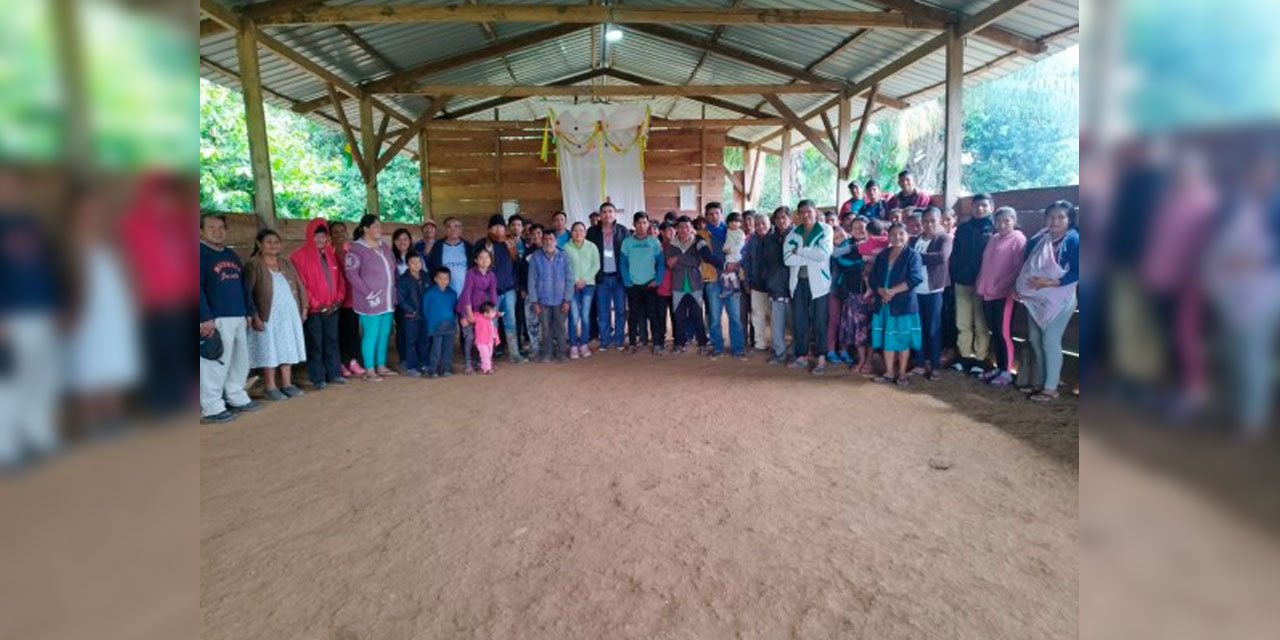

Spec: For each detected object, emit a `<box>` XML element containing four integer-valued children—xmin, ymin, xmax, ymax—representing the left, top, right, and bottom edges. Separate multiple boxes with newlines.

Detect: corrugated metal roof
<box><xmin>204</xmin><ymin>0</ymin><xmax>1079</xmax><ymax>152</ymax></box>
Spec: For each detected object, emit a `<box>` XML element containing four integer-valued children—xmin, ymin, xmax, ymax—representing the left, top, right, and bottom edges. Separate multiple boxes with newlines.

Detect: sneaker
<box><xmin>580</xmin><ymin>346</ymin><xmax>592</xmax><ymax>358</ymax></box>
<box><xmin>626</xmin><ymin>345</ymin><xmax>638</xmax><ymax>355</ymax></box>
<box><xmin>541</xmin><ymin>357</ymin><xmax>552</xmax><ymax>364</ymax></box>
<box><xmin>348</xmin><ymin>359</ymin><xmax>367</xmax><ymax>375</ymax></box>
<box><xmin>201</xmin><ymin>410</ymin><xmax>237</xmax><ymax>424</ymax></box>
<box><xmin>570</xmin><ymin>346</ymin><xmax>580</xmax><ymax>360</ymax></box>
<box><xmin>361</xmin><ymin>372</ymin><xmax>383</xmax><ymax>382</ymax></box>
<box><xmin>228</xmin><ymin>400</ymin><xmax>261</xmax><ymax>413</ymax></box>
<box><xmin>280</xmin><ymin>385</ymin><xmax>305</xmax><ymax>398</ymax></box>
<box><xmin>989</xmin><ymin>371</ymin><xmax>1013</xmax><ymax>386</ymax></box>
<box><xmin>734</xmin><ymin>352</ymin><xmax>748</xmax><ymax>361</ymax></box>
<box><xmin>653</xmin><ymin>346</ymin><xmax>666</xmax><ymax>356</ymax></box>
<box><xmin>313</xmin><ymin>380</ymin><xmax>328</xmax><ymax>390</ymax></box>
<box><xmin>405</xmin><ymin>368</ymin><xmax>422</xmax><ymax>377</ymax></box>
<box><xmin>950</xmin><ymin>361</ymin><xmax>966</xmax><ymax>372</ymax></box>
<box><xmin>596</xmin><ymin>344</ymin><xmax>608</xmax><ymax>352</ymax></box>
<box><xmin>329</xmin><ymin>376</ymin><xmax>348</xmax><ymax>385</ymax></box>
<box><xmin>264</xmin><ymin>388</ymin><xmax>287</xmax><ymax>401</ymax></box>
<box><xmin>978</xmin><ymin>368</ymin><xmax>1000</xmax><ymax>382</ymax></box>
<box><xmin>441</xmin><ymin>370</ymin><xmax>453</xmax><ymax>378</ymax></box>
<box><xmin>427</xmin><ymin>372</ymin><xmax>439</xmax><ymax>379</ymax></box>
<box><xmin>826</xmin><ymin>350</ymin><xmax>841</xmax><ymax>363</ymax></box>
<box><xmin>968</xmin><ymin>365</ymin><xmax>986</xmax><ymax>377</ymax></box>
<box><xmin>559</xmin><ymin>356</ymin><xmax>570</xmax><ymax>363</ymax></box>
<box><xmin>340</xmin><ymin>365</ymin><xmax>352</xmax><ymax>377</ymax></box>
<box><xmin>708</xmin><ymin>350</ymin><xmax>723</xmax><ymax>360</ymax></box>
<box><xmin>789</xmin><ymin>358</ymin><xmax>810</xmax><ymax>370</ymax></box>
<box><xmin>464</xmin><ymin>365</ymin><xmax>475</xmax><ymax>375</ymax></box>
<box><xmin>765</xmin><ymin>354</ymin><xmax>782</xmax><ymax>365</ymax></box>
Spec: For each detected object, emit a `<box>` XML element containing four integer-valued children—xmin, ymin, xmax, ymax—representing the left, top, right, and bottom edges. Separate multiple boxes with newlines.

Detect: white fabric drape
<box><xmin>550</xmin><ymin>104</ymin><xmax>647</xmax><ymax>229</ymax></box>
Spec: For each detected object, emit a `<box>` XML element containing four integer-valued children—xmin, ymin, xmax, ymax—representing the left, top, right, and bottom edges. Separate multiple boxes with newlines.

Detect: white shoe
<box><xmin>569</xmin><ymin>346</ymin><xmax>580</xmax><ymax>360</ymax></box>
<box><xmin>581</xmin><ymin>346</ymin><xmax>592</xmax><ymax>358</ymax></box>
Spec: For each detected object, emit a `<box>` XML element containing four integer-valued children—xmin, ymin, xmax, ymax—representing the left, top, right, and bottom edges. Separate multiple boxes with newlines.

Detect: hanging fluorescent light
<box><xmin>605</xmin><ymin>24</ymin><xmax>623</xmax><ymax>41</ymax></box>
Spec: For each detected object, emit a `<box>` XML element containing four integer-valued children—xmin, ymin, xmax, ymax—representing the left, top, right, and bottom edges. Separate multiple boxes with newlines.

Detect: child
<box><xmin>858</xmin><ymin>217</ymin><xmax>890</xmax><ymax>258</ymax></box>
<box><xmin>719</xmin><ymin>211</ymin><xmax>746</xmax><ymax>296</ymax></box>
<box><xmin>473</xmin><ymin>301</ymin><xmax>502</xmax><ymax>374</ymax></box>
<box><xmin>620</xmin><ymin>212</ymin><xmax>667</xmax><ymax>354</ymax></box>
<box><xmin>457</xmin><ymin>248</ymin><xmax>497</xmax><ymax>375</ymax></box>
<box><xmin>826</xmin><ymin>225</ymin><xmax>856</xmax><ymax>365</ymax></box>
<box><xmin>396</xmin><ymin>253</ymin><xmax>429</xmax><ymax>376</ymax></box>
<box><xmin>657</xmin><ymin>221</ymin><xmax>676</xmax><ymax>350</ymax></box>
<box><xmin>422</xmin><ymin>267</ymin><xmax>458</xmax><ymax>377</ymax></box>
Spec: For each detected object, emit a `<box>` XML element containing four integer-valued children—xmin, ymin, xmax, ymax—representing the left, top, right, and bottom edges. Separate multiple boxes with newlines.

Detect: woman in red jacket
<box><xmin>289</xmin><ymin>219</ymin><xmax>348</xmax><ymax>389</ymax></box>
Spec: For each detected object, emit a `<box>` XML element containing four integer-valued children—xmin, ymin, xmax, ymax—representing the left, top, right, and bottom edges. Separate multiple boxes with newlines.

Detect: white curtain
<box><xmin>549</xmin><ymin>104</ymin><xmax>648</xmax><ymax>229</ymax></box>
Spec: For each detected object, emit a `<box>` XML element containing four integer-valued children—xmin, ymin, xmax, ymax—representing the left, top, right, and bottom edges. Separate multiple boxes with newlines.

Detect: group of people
<box><xmin>199</xmin><ymin>169</ymin><xmax>1079</xmax><ymax>424</ymax></box>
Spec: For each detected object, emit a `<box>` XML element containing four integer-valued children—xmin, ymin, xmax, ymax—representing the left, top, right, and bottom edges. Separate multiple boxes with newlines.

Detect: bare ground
<box><xmin>200</xmin><ymin>351</ymin><xmax>1077</xmax><ymax>639</ymax></box>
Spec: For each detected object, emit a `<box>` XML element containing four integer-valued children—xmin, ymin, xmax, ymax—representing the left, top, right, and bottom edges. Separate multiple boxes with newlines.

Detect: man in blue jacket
<box><xmin>199</xmin><ymin>214</ymin><xmax>261</xmax><ymax>424</ymax></box>
<box><xmin>528</xmin><ymin>229</ymin><xmax>574</xmax><ymax>362</ymax></box>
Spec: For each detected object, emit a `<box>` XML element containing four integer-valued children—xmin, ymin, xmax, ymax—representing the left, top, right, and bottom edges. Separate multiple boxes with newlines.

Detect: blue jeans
<box><xmin>704</xmin><ymin>281</ymin><xmax>744</xmax><ymax>355</ymax></box>
<box><xmin>917</xmin><ymin>291</ymin><xmax>943</xmax><ymax>370</ymax></box>
<box><xmin>570</xmin><ymin>285</ymin><xmax>595</xmax><ymax>347</ymax></box>
<box><xmin>497</xmin><ymin>289</ymin><xmax>521</xmax><ymax>358</ymax></box>
<box><xmin>596</xmin><ymin>274</ymin><xmax>626</xmax><ymax>347</ymax></box>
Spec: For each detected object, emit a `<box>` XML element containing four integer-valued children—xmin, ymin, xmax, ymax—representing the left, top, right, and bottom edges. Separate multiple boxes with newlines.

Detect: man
<box><xmin>619</xmin><ymin>212</ymin><xmax>666</xmax><ymax>355</ymax></box>
<box><xmin>586</xmin><ymin>202</ymin><xmax>630</xmax><ymax>350</ymax></box>
<box><xmin>740</xmin><ymin>211</ymin><xmax>773</xmax><ymax>354</ymax></box>
<box><xmin>839</xmin><ymin>181</ymin><xmax>865</xmax><ymax>217</ymax></box>
<box><xmin>412</xmin><ymin>219</ymin><xmax>437</xmax><ymax>258</ymax></box>
<box><xmin>762</xmin><ymin>207</ymin><xmax>795</xmax><ymax>363</ymax></box>
<box><xmin>508</xmin><ymin>215</ymin><xmax>526</xmax><ymax>257</ymax></box>
<box><xmin>198</xmin><ymin>214</ymin><xmax>261</xmax><ymax>424</ymax></box>
<box><xmin>518</xmin><ymin>224</ymin><xmax>545</xmax><ymax>355</ymax></box>
<box><xmin>588</xmin><ymin>211</ymin><xmax>601</xmax><ymax>229</ymax></box>
<box><xmin>426</xmin><ymin>217</ymin><xmax>471</xmax><ymax>297</ymax></box>
<box><xmin>698</xmin><ymin>201</ymin><xmax>745</xmax><ymax>358</ymax></box>
<box><xmin>886</xmin><ymin>169</ymin><xmax>931</xmax><ymax>211</ymax></box>
<box><xmin>664</xmin><ymin>216</ymin><xmax>716</xmax><ymax>354</ymax></box>
<box><xmin>860</xmin><ymin>179</ymin><xmax>887</xmax><ymax>220</ymax></box>
<box><xmin>527</xmin><ymin>228</ymin><xmax>573</xmax><ymax>363</ymax></box>
<box><xmin>950</xmin><ymin>193</ymin><xmax>995</xmax><ymax>374</ymax></box>
<box><xmin>551</xmin><ymin>210</ymin><xmax>571</xmax><ymax>247</ymax></box>
<box><xmin>783</xmin><ymin>200</ymin><xmax>834</xmax><ymax>374</ymax></box>
<box><xmin>477</xmin><ymin>214</ymin><xmax>527</xmax><ymax>363</ymax></box>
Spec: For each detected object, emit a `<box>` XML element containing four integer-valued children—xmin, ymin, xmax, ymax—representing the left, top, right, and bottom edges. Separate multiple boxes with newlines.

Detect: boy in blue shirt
<box><xmin>422</xmin><ymin>267</ymin><xmax>459</xmax><ymax>377</ymax></box>
<box><xmin>619</xmin><ymin>212</ymin><xmax>666</xmax><ymax>354</ymax></box>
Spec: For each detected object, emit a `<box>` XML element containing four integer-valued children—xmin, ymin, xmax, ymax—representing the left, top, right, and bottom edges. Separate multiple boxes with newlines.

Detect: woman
<box><xmin>457</xmin><ymin>247</ymin><xmax>498</xmax><ymax>375</ymax></box>
<box><xmin>910</xmin><ymin>208</ymin><xmax>953</xmax><ymax>381</ymax></box>
<box><xmin>289</xmin><ymin>218</ymin><xmax>347</xmax><ymax>389</ymax></box>
<box><xmin>343</xmin><ymin>214</ymin><xmax>398</xmax><ymax>381</ymax></box>
<box><xmin>390</xmin><ymin>227</ymin><xmax>414</xmax><ymax>371</ymax></box>
<box><xmin>839</xmin><ymin>216</ymin><xmax>874</xmax><ymax>374</ymax></box>
<box><xmin>869</xmin><ymin>223</ymin><xmax>924</xmax><ymax>386</ymax></box>
<box><xmin>975</xmin><ymin>207</ymin><xmax>1027</xmax><ymax>386</ymax></box>
<box><xmin>245</xmin><ymin>229</ymin><xmax>309</xmax><ymax>400</ymax></box>
<box><xmin>825</xmin><ymin>225</ymin><xmax>856</xmax><ymax>365</ymax></box>
<box><xmin>563</xmin><ymin>221</ymin><xmax>600</xmax><ymax>359</ymax></box>
<box><xmin>1015</xmin><ymin>201</ymin><xmax>1079</xmax><ymax>401</ymax></box>
<box><xmin>329</xmin><ymin>221</ymin><xmax>364</xmax><ymax>376</ymax></box>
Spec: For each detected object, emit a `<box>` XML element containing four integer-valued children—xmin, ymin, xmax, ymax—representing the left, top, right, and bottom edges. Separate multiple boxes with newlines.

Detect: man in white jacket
<box><xmin>783</xmin><ymin>200</ymin><xmax>834</xmax><ymax>374</ymax></box>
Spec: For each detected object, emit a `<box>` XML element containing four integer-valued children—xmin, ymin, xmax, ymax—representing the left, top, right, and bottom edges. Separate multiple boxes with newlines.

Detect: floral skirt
<box><xmin>871</xmin><ymin>307</ymin><xmax>922</xmax><ymax>352</ymax></box>
<box><xmin>839</xmin><ymin>293</ymin><xmax>872</xmax><ymax>348</ymax></box>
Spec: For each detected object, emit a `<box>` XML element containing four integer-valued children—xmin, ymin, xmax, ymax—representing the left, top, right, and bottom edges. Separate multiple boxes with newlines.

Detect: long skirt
<box><xmin>839</xmin><ymin>293</ymin><xmax>872</xmax><ymax>348</ymax></box>
<box><xmin>871</xmin><ymin>307</ymin><xmax>921</xmax><ymax>352</ymax></box>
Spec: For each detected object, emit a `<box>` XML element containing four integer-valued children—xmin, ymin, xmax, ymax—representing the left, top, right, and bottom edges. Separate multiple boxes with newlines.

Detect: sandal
<box><xmin>924</xmin><ymin>371</ymin><xmax>941</xmax><ymax>382</ymax></box>
<box><xmin>1030</xmin><ymin>391</ymin><xmax>1058</xmax><ymax>402</ymax></box>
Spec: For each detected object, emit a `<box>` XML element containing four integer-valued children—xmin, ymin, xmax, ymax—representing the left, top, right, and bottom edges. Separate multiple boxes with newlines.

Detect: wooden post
<box><xmin>418</xmin><ymin>129</ymin><xmax>431</xmax><ymax>221</ymax></box>
<box><xmin>779</xmin><ymin>128</ymin><xmax>792</xmax><ymax>206</ymax></box>
<box><xmin>360</xmin><ymin>94</ymin><xmax>380</xmax><ymax>216</ymax></box>
<box><xmin>942</xmin><ymin>24</ymin><xmax>964</xmax><ymax>211</ymax></box>
<box><xmin>52</xmin><ymin>0</ymin><xmax>89</xmax><ymax>170</ymax></box>
<box><xmin>747</xmin><ymin>145</ymin><xmax>765</xmax><ymax>211</ymax></box>
<box><xmin>235</xmin><ymin>21</ymin><xmax>277</xmax><ymax>229</ymax></box>
<box><xmin>835</xmin><ymin>92</ymin><xmax>852</xmax><ymax>207</ymax></box>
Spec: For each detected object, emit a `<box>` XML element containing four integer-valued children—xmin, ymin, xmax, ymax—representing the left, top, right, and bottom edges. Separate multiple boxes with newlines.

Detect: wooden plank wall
<box><xmin>425</xmin><ymin>125</ymin><xmax>727</xmax><ymax>237</ymax></box>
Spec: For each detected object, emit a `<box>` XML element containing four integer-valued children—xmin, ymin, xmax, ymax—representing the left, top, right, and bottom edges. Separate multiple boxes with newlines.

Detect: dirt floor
<box><xmin>200</xmin><ymin>351</ymin><xmax>1078</xmax><ymax>639</ymax></box>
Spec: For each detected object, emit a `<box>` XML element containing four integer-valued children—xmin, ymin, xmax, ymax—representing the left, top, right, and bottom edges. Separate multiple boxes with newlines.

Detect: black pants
<box><xmin>627</xmin><ymin>285</ymin><xmax>664</xmax><ymax>347</ymax></box>
<box><xmin>982</xmin><ymin>297</ymin><xmax>1017</xmax><ymax>372</ymax></box>
<box><xmin>918</xmin><ymin>291</ymin><xmax>943</xmax><ymax>370</ymax></box>
<box><xmin>401</xmin><ymin>317</ymin><xmax>430</xmax><ymax>371</ymax></box>
<box><xmin>660</xmin><ymin>295</ymin><xmax>673</xmax><ymax>348</ymax></box>
<box><xmin>673</xmin><ymin>293</ymin><xmax>707</xmax><ymax>348</ymax></box>
<box><xmin>428</xmin><ymin>326</ymin><xmax>456</xmax><ymax>375</ymax></box>
<box><xmin>338</xmin><ymin>307</ymin><xmax>361</xmax><ymax>364</ymax></box>
<box><xmin>142</xmin><ymin>307</ymin><xmax>192</xmax><ymax>416</ymax></box>
<box><xmin>303</xmin><ymin>310</ymin><xmax>342</xmax><ymax>384</ymax></box>
<box><xmin>791</xmin><ymin>278</ymin><xmax>827</xmax><ymax>357</ymax></box>
<box><xmin>941</xmin><ymin>284</ymin><xmax>958</xmax><ymax>351</ymax></box>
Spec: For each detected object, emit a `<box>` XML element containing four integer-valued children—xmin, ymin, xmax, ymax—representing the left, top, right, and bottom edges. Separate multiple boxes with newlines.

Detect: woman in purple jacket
<box><xmin>343</xmin><ymin>214</ymin><xmax>398</xmax><ymax>381</ymax></box>
<box><xmin>457</xmin><ymin>247</ymin><xmax>498</xmax><ymax>374</ymax></box>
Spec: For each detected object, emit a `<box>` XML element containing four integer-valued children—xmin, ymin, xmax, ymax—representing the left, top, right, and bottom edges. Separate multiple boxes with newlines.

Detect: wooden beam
<box><xmin>235</xmin><ymin>20</ymin><xmax>276</xmax><ymax>228</ymax></box>
<box><xmin>942</xmin><ymin>24</ymin><xmax>964</xmax><ymax>210</ymax></box>
<box><xmin>441</xmin><ymin>69</ymin><xmax>607</xmax><ymax>119</ymax></box>
<box><xmin>806</xmin><ymin>28</ymin><xmax>875</xmax><ymax>72</ymax></box>
<box><xmin>894</xmin><ymin>24</ymin><xmax>1075</xmax><ymax>103</ymax></box>
<box><xmin>763</xmin><ymin>95</ymin><xmax>837</xmax><ymax>165</ymax></box>
<box><xmin>255</xmin><ymin>5</ymin><xmax>944</xmax><ymax>28</ymax></box>
<box><xmin>360</xmin><ymin>95</ymin><xmax>380</xmax><ymax>214</ymax></box>
<box><xmin>868</xmin><ymin>0</ymin><xmax>1045</xmax><ymax>55</ymax></box>
<box><xmin>629</xmin><ymin>24</ymin><xmax>851</xmax><ymax>92</ymax></box>
<box><xmin>836</xmin><ymin>92</ymin><xmax>852</xmax><ymax>197</ymax></box>
<box><xmin>199</xmin><ymin>0</ymin><xmax>239</xmax><ymax>31</ymax></box>
<box><xmin>418</xmin><ymin>129</ymin><xmax>431</xmax><ymax>221</ymax></box>
<box><xmin>200</xmin><ymin>0</ymin><xmax>328</xmax><ymax>37</ymax></box>
<box><xmin>376</xmin><ymin>96</ymin><xmax>451</xmax><ymax>173</ymax></box>
<box><xmin>848</xmin><ymin>84</ymin><xmax>878</xmax><ymax>176</ymax></box>
<box><xmin>420</xmin><ymin>117</ymin><xmax>785</xmax><ymax>130</ymax></box>
<box><xmin>819</xmin><ymin>112</ymin><xmax>838</xmax><ymax>152</ymax></box>
<box><xmin>336</xmin><ymin>25</ymin><xmax>401</xmax><ymax>72</ymax></box>
<box><xmin>754</xmin><ymin>0</ymin><xmax>1037</xmax><ymax>148</ymax></box>
<box><xmin>380</xmin><ymin>83</ymin><xmax>833</xmax><ymax>96</ymax></box>
<box><xmin>780</xmin><ymin>129</ymin><xmax>792</xmax><ymax>203</ymax></box>
<box><xmin>373</xmin><ymin>111</ymin><xmax>391</xmax><ymax>148</ymax></box>
<box><xmin>327</xmin><ymin>83</ymin><xmax>368</xmax><ymax>183</ymax></box>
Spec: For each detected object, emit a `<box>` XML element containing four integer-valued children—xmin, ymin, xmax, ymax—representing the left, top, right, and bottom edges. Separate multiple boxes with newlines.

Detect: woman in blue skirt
<box><xmin>869</xmin><ymin>222</ymin><xmax>924</xmax><ymax>386</ymax></box>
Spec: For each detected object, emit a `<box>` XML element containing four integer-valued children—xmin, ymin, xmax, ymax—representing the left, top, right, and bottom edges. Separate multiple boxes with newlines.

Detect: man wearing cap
<box><xmin>476</xmin><ymin>214</ymin><xmax>527</xmax><ymax>363</ymax></box>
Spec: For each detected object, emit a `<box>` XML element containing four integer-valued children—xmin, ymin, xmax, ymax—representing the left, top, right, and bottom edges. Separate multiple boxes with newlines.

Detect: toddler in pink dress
<box><xmin>473</xmin><ymin>302</ymin><xmax>502</xmax><ymax>374</ymax></box>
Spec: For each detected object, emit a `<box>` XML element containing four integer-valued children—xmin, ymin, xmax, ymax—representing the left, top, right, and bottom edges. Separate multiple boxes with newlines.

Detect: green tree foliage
<box><xmin>200</xmin><ymin>79</ymin><xmax>422</xmax><ymax>223</ymax></box>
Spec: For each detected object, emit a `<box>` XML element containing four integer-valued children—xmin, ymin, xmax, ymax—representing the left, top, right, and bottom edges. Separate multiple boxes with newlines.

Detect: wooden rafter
<box><xmin>336</xmin><ymin>25</ymin><xmax>401</xmax><ymax>72</ymax></box>
<box><xmin>806</xmin><ymin>28</ymin><xmax>876</xmax><ymax>73</ymax></box>
<box><xmin>253</xmin><ymin>5</ymin><xmax>945</xmax><ymax>28</ymax></box>
<box><xmin>764</xmin><ymin>95</ymin><xmax>837</xmax><ymax>165</ymax></box>
<box><xmin>442</xmin><ymin>69</ymin><xmax>606</xmax><ymax>119</ymax></box>
<box><xmin>327</xmin><ymin>83</ymin><xmax>369</xmax><ymax>182</ymax></box>
<box><xmin>847</xmin><ymin>84</ymin><xmax>878</xmax><ymax>175</ymax></box>
<box><xmin>379</xmin><ymin>83</ymin><xmax>834</xmax><ymax>96</ymax></box>
<box><xmin>376</xmin><ymin>96</ymin><xmax>452</xmax><ymax>173</ymax></box>
<box><xmin>868</xmin><ymin>0</ymin><xmax>1046</xmax><ymax>55</ymax></box>
<box><xmin>465</xmin><ymin>0</ymin><xmax>522</xmax><ymax>86</ymax></box>
<box><xmin>819</xmin><ymin>112</ymin><xmax>838</xmax><ymax>152</ymax></box>
<box><xmin>201</xmin><ymin>0</ymin><xmax>327</xmax><ymax>38</ymax></box>
<box><xmin>601</xmin><ymin>69</ymin><xmax>779</xmax><ymax>120</ymax></box>
<box><xmin>664</xmin><ymin>0</ymin><xmax>748</xmax><ymax>118</ymax></box>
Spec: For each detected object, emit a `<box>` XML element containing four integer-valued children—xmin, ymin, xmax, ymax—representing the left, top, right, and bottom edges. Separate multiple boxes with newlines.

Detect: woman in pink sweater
<box><xmin>974</xmin><ymin>207</ymin><xmax>1027</xmax><ymax>386</ymax></box>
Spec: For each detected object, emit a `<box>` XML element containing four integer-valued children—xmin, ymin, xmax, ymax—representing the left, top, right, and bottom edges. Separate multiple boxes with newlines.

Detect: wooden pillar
<box><xmin>746</xmin><ymin>145</ymin><xmax>765</xmax><ymax>211</ymax></box>
<box><xmin>235</xmin><ymin>20</ymin><xmax>276</xmax><ymax>229</ymax></box>
<box><xmin>418</xmin><ymin>129</ymin><xmax>431</xmax><ymax>221</ymax></box>
<box><xmin>52</xmin><ymin>0</ymin><xmax>89</xmax><ymax>170</ymax></box>
<box><xmin>360</xmin><ymin>94</ymin><xmax>380</xmax><ymax>216</ymax></box>
<box><xmin>779</xmin><ymin>128</ymin><xmax>792</xmax><ymax>206</ymax></box>
<box><xmin>835</xmin><ymin>92</ymin><xmax>852</xmax><ymax>207</ymax></box>
<box><xmin>942</xmin><ymin>24</ymin><xmax>964</xmax><ymax>211</ymax></box>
